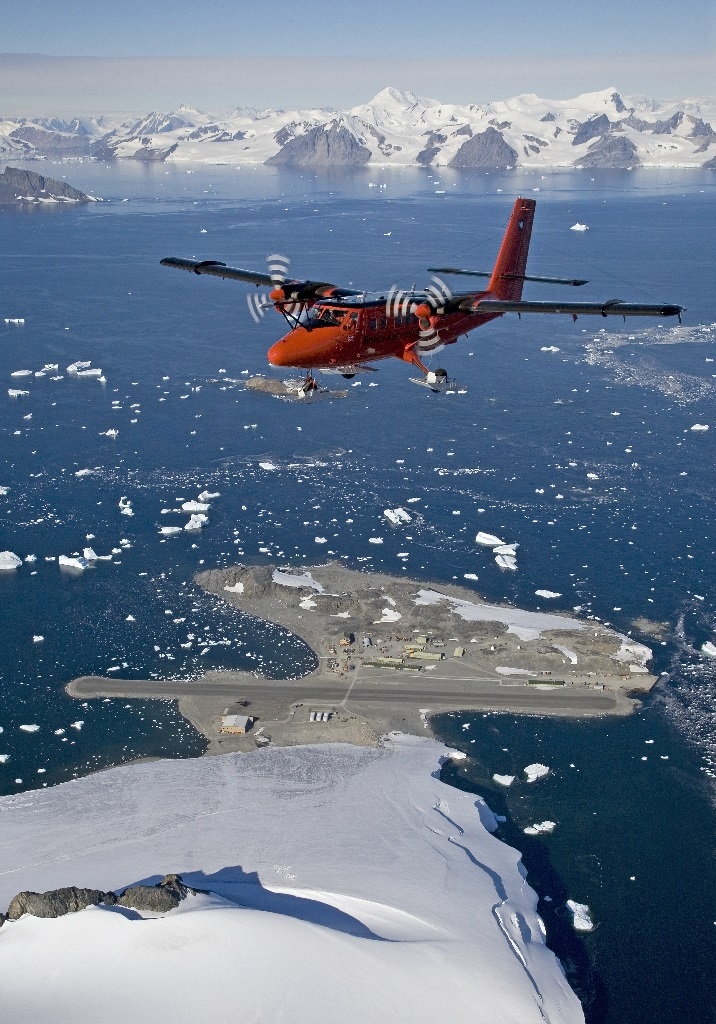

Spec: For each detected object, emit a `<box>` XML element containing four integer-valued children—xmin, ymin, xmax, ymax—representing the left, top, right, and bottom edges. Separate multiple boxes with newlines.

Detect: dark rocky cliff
<box><xmin>0</xmin><ymin>166</ymin><xmax>92</xmax><ymax>203</ymax></box>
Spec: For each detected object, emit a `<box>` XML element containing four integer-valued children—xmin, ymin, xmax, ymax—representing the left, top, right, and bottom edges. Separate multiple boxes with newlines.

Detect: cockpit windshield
<box><xmin>305</xmin><ymin>306</ymin><xmax>344</xmax><ymax>328</ymax></box>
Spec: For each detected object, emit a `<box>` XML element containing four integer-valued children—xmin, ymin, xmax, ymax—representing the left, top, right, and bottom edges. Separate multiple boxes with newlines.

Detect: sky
<box><xmin>0</xmin><ymin>0</ymin><xmax>713</xmax><ymax>116</ymax></box>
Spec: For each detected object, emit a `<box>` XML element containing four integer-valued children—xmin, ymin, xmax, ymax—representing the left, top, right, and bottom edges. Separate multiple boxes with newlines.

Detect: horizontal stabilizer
<box><xmin>428</xmin><ymin>267</ymin><xmax>588</xmax><ymax>286</ymax></box>
<box><xmin>460</xmin><ymin>298</ymin><xmax>684</xmax><ymax>318</ymax></box>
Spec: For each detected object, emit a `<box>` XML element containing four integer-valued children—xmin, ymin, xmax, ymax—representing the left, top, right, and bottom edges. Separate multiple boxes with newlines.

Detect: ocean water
<box><xmin>1</xmin><ymin>161</ymin><xmax>715</xmax><ymax>1020</ymax></box>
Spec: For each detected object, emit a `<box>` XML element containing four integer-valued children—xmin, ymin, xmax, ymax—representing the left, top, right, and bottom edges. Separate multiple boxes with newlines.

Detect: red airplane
<box><xmin>161</xmin><ymin>197</ymin><xmax>683</xmax><ymax>392</ymax></box>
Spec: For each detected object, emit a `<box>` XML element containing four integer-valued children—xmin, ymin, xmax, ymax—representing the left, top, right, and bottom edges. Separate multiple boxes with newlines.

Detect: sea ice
<box><xmin>368</xmin><ymin>537</ymin><xmax>384</xmax><ymax>544</ymax></box>
<box><xmin>464</xmin><ymin>573</ymin><xmax>479</xmax><ymax>580</ymax></box>
<box><xmin>702</xmin><ymin>641</ymin><xmax>716</xmax><ymax>658</ymax></box>
<box><xmin>159</xmin><ymin>526</ymin><xmax>182</xmax><ymax>536</ymax></box>
<box><xmin>690</xmin><ymin>423</ymin><xmax>709</xmax><ymax>431</ymax></box>
<box><xmin>570</xmin><ymin>223</ymin><xmax>589</xmax><ymax>231</ymax></box>
<box><xmin>566</xmin><ymin>900</ymin><xmax>594</xmax><ymax>931</ymax></box>
<box><xmin>32</xmin><ymin>636</ymin><xmax>44</xmax><ymax>643</ymax></box>
<box><xmin>66</xmin><ymin>361</ymin><xmax>92</xmax><ymax>374</ymax></box>
<box><xmin>10</xmin><ymin>370</ymin><xmax>32</xmax><ymax>377</ymax></box>
<box><xmin>8</xmin><ymin>390</ymin><xmax>29</xmax><ymax>398</ymax></box>
<box><xmin>523</xmin><ymin>821</ymin><xmax>556</xmax><ymax>835</ymax></box>
<box><xmin>182</xmin><ymin>501</ymin><xmax>210</xmax><ymax>512</ymax></box>
<box><xmin>0</xmin><ymin>552</ymin><xmax>22</xmax><ymax>570</ymax></box>
<box><xmin>535</xmin><ymin>590</ymin><xmax>562</xmax><ymax>599</ymax></box>
<box><xmin>524</xmin><ymin>764</ymin><xmax>550</xmax><ymax>783</ymax></box>
<box><xmin>198</xmin><ymin>491</ymin><xmax>220</xmax><ymax>501</ymax></box>
<box><xmin>18</xmin><ymin>724</ymin><xmax>40</xmax><ymax>732</ymax></box>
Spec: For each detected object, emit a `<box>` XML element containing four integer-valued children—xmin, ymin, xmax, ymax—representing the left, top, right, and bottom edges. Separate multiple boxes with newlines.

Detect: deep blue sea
<box><xmin>1</xmin><ymin>161</ymin><xmax>715</xmax><ymax>1021</ymax></box>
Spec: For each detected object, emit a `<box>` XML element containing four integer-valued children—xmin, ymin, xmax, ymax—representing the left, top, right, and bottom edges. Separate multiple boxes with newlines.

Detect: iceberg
<box><xmin>198</xmin><ymin>491</ymin><xmax>220</xmax><ymax>501</ymax></box>
<box><xmin>566</xmin><ymin>900</ymin><xmax>594</xmax><ymax>932</ymax></box>
<box><xmin>523</xmin><ymin>821</ymin><xmax>557</xmax><ymax>835</ymax></box>
<box><xmin>0</xmin><ymin>551</ymin><xmax>22</xmax><ymax>571</ymax></box>
<box><xmin>8</xmin><ymin>390</ymin><xmax>29</xmax><ymax>398</ymax></box>
<box><xmin>570</xmin><ymin>223</ymin><xmax>589</xmax><ymax>232</ymax></box>
<box><xmin>524</xmin><ymin>764</ymin><xmax>550</xmax><ymax>783</ymax></box>
<box><xmin>59</xmin><ymin>555</ymin><xmax>88</xmax><ymax>571</ymax></box>
<box><xmin>181</xmin><ymin>501</ymin><xmax>210</xmax><ymax>512</ymax></box>
<box><xmin>184</xmin><ymin>514</ymin><xmax>208</xmax><ymax>531</ymax></box>
<box><xmin>495</xmin><ymin>554</ymin><xmax>518</xmax><ymax>571</ymax></box>
<box><xmin>476</xmin><ymin>531</ymin><xmax>505</xmax><ymax>547</ymax></box>
<box><xmin>159</xmin><ymin>526</ymin><xmax>183</xmax><ymax>536</ymax></box>
<box><xmin>535</xmin><ymin>590</ymin><xmax>562</xmax><ymax>599</ymax></box>
<box><xmin>702</xmin><ymin>641</ymin><xmax>716</xmax><ymax>658</ymax></box>
<box><xmin>493</xmin><ymin>774</ymin><xmax>515</xmax><ymax>787</ymax></box>
<box><xmin>66</xmin><ymin>361</ymin><xmax>92</xmax><ymax>374</ymax></box>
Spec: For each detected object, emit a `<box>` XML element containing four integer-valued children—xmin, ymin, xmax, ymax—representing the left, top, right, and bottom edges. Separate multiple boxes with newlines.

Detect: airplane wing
<box><xmin>459</xmin><ymin>297</ymin><xmax>684</xmax><ymax>319</ymax></box>
<box><xmin>160</xmin><ymin>256</ymin><xmax>363</xmax><ymax>299</ymax></box>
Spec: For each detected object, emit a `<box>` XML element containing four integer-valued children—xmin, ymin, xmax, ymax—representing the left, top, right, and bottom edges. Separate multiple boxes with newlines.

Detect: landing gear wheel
<box><xmin>342</xmin><ymin>373</ymin><xmax>355</xmax><ymax>379</ymax></box>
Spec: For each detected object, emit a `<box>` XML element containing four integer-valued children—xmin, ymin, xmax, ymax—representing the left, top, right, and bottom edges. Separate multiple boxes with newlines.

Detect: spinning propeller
<box><xmin>385</xmin><ymin>275</ymin><xmax>455</xmax><ymax>352</ymax></box>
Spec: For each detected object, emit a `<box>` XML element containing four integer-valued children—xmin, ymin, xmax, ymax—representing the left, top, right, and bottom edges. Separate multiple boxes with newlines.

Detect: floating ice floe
<box><xmin>101</xmin><ymin>429</ymin><xmax>119</xmax><ymax>438</ymax></box>
<box><xmin>184</xmin><ymin>514</ymin><xmax>208</xmax><ymax>531</ymax></box>
<box><xmin>523</xmin><ymin>821</ymin><xmax>556</xmax><ymax>835</ymax></box>
<box><xmin>76</xmin><ymin>368</ymin><xmax>103</xmax><ymax>378</ymax></box>
<box><xmin>314</xmin><ymin>536</ymin><xmax>327</xmax><ymax>544</ymax></box>
<box><xmin>570</xmin><ymin>223</ymin><xmax>589</xmax><ymax>232</ymax></box>
<box><xmin>0</xmin><ymin>754</ymin><xmax>9</xmax><ymax>763</ymax></box>
<box><xmin>702</xmin><ymin>641</ymin><xmax>716</xmax><ymax>658</ymax></box>
<box><xmin>0</xmin><ymin>486</ymin><xmax>8</xmax><ymax>495</ymax></box>
<box><xmin>0</xmin><ymin>551</ymin><xmax>22</xmax><ymax>570</ymax></box>
<box><xmin>59</xmin><ymin>554</ymin><xmax>88</xmax><ymax>571</ymax></box>
<box><xmin>258</xmin><ymin>461</ymin><xmax>278</xmax><ymax>471</ymax></box>
<box><xmin>566</xmin><ymin>900</ymin><xmax>594</xmax><ymax>932</ymax></box>
<box><xmin>464</xmin><ymin>573</ymin><xmax>479</xmax><ymax>581</ymax></box>
<box><xmin>495</xmin><ymin>554</ymin><xmax>518</xmax><ymax>571</ymax></box>
<box><xmin>690</xmin><ymin>423</ymin><xmax>709</xmax><ymax>431</ymax></box>
<box><xmin>32</xmin><ymin>635</ymin><xmax>44</xmax><ymax>643</ymax></box>
<box><xmin>4</xmin><ymin>318</ymin><xmax>24</xmax><ymax>324</ymax></box>
<box><xmin>493</xmin><ymin>774</ymin><xmax>515</xmax><ymax>787</ymax></box>
<box><xmin>384</xmin><ymin>507</ymin><xmax>412</xmax><ymax>525</ymax></box>
<box><xmin>8</xmin><ymin>390</ymin><xmax>29</xmax><ymax>398</ymax></box>
<box><xmin>198</xmin><ymin>490</ymin><xmax>220</xmax><ymax>501</ymax></box>
<box><xmin>19</xmin><ymin>724</ymin><xmax>40</xmax><ymax>733</ymax></box>
<box><xmin>540</xmin><ymin>346</ymin><xmax>560</xmax><ymax>353</ymax></box>
<box><xmin>10</xmin><ymin>370</ymin><xmax>32</xmax><ymax>377</ymax></box>
<box><xmin>368</xmin><ymin>537</ymin><xmax>384</xmax><ymax>545</ymax></box>
<box><xmin>66</xmin><ymin>361</ymin><xmax>92</xmax><ymax>374</ymax></box>
<box><xmin>524</xmin><ymin>763</ymin><xmax>550</xmax><ymax>783</ymax></box>
<box><xmin>535</xmin><ymin>590</ymin><xmax>562</xmax><ymax>599</ymax></box>
<box><xmin>182</xmin><ymin>500</ymin><xmax>210</xmax><ymax>512</ymax></box>
<box><xmin>476</xmin><ymin>531</ymin><xmax>505</xmax><ymax>547</ymax></box>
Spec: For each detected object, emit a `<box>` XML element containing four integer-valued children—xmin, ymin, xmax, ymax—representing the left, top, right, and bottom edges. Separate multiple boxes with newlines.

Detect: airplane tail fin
<box><xmin>487</xmin><ymin>198</ymin><xmax>536</xmax><ymax>300</ymax></box>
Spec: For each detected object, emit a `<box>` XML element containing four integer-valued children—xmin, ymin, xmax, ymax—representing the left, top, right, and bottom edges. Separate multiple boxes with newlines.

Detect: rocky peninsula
<box><xmin>67</xmin><ymin>562</ymin><xmax>656</xmax><ymax>755</ymax></box>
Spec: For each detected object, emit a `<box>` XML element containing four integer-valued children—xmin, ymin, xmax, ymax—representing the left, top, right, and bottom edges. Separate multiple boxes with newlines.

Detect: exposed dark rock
<box><xmin>416</xmin><ymin>131</ymin><xmax>447</xmax><ymax>166</ymax></box>
<box><xmin>7</xmin><ymin>886</ymin><xmax>116</xmax><ymax>920</ymax></box>
<box><xmin>577</xmin><ymin>135</ymin><xmax>640</xmax><ymax>168</ymax></box>
<box><xmin>0</xmin><ymin>166</ymin><xmax>92</xmax><ymax>204</ymax></box>
<box><xmin>117</xmin><ymin>874</ymin><xmax>194</xmax><ymax>913</ymax></box>
<box><xmin>540</xmin><ymin>112</ymin><xmax>557</xmax><ymax>122</ymax></box>
<box><xmin>453</xmin><ymin>124</ymin><xmax>473</xmax><ymax>137</ymax></box>
<box><xmin>0</xmin><ymin>912</ymin><xmax>5</xmax><ymax>928</ymax></box>
<box><xmin>131</xmin><ymin>142</ymin><xmax>179</xmax><ymax>162</ymax></box>
<box><xmin>449</xmin><ymin>127</ymin><xmax>517</xmax><ymax>169</ymax></box>
<box><xmin>703</xmin><ymin>154</ymin><xmax>716</xmax><ymax>169</ymax></box>
<box><xmin>611</xmin><ymin>92</ymin><xmax>627</xmax><ymax>113</ymax></box>
<box><xmin>266</xmin><ymin>121</ymin><xmax>370</xmax><ymax>167</ymax></box>
<box><xmin>572</xmin><ymin>114</ymin><xmax>612</xmax><ymax>146</ymax></box>
<box><xmin>8</xmin><ymin>126</ymin><xmax>91</xmax><ymax>155</ymax></box>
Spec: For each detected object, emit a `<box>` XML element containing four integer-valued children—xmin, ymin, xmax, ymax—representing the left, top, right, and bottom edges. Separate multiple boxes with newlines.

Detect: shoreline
<box><xmin>66</xmin><ymin>562</ymin><xmax>656</xmax><ymax>755</ymax></box>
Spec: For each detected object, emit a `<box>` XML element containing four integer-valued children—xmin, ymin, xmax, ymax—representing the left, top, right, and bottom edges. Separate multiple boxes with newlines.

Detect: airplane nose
<box><xmin>268</xmin><ymin>341</ymin><xmax>288</xmax><ymax>366</ymax></box>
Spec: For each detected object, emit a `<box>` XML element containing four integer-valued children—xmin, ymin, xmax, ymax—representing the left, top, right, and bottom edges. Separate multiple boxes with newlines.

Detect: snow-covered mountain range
<box><xmin>2</xmin><ymin>87</ymin><xmax>715</xmax><ymax>169</ymax></box>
